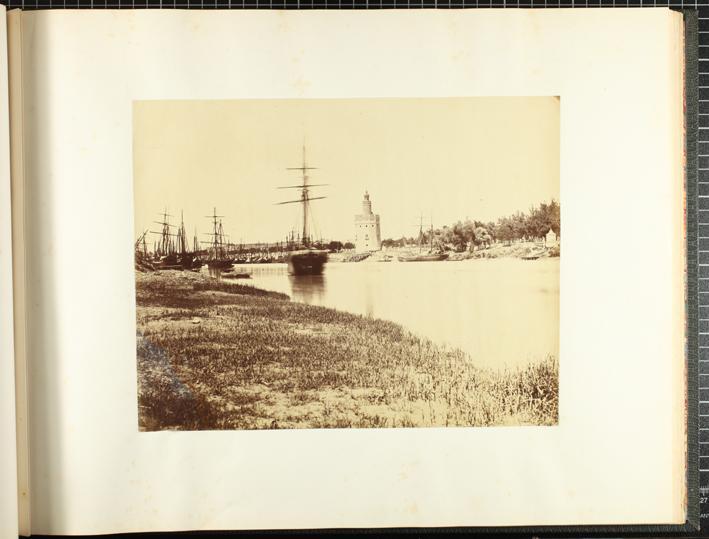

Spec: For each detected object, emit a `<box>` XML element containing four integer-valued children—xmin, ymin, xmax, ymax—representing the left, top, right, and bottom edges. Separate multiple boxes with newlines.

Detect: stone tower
<box><xmin>354</xmin><ymin>191</ymin><xmax>381</xmax><ymax>252</ymax></box>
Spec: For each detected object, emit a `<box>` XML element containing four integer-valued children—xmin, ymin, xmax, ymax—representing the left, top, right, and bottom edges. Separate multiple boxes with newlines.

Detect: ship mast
<box><xmin>418</xmin><ymin>214</ymin><xmax>424</xmax><ymax>253</ymax></box>
<box><xmin>218</xmin><ymin>221</ymin><xmax>225</xmax><ymax>259</ymax></box>
<box><xmin>204</xmin><ymin>207</ymin><xmax>225</xmax><ymax>261</ymax></box>
<box><xmin>430</xmin><ymin>221</ymin><xmax>434</xmax><ymax>252</ymax></box>
<box><xmin>178</xmin><ymin>210</ymin><xmax>188</xmax><ymax>255</ymax></box>
<box><xmin>300</xmin><ymin>146</ymin><xmax>310</xmax><ymax>245</ymax></box>
<box><xmin>276</xmin><ymin>145</ymin><xmax>327</xmax><ymax>249</ymax></box>
<box><xmin>135</xmin><ymin>230</ymin><xmax>149</xmax><ymax>255</ymax></box>
<box><xmin>150</xmin><ymin>208</ymin><xmax>176</xmax><ymax>256</ymax></box>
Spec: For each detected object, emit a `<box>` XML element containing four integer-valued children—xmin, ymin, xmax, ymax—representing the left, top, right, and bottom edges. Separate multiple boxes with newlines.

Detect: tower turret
<box><xmin>362</xmin><ymin>190</ymin><xmax>373</xmax><ymax>215</ymax></box>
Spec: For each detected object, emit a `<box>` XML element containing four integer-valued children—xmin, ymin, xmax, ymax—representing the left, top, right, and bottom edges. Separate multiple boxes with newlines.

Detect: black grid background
<box><xmin>1</xmin><ymin>0</ymin><xmax>705</xmax><ymax>535</ymax></box>
<box><xmin>0</xmin><ymin>0</ymin><xmax>705</xmax><ymax>10</ymax></box>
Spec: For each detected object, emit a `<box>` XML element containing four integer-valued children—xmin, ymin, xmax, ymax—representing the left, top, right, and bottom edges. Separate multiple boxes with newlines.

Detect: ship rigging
<box><xmin>276</xmin><ymin>146</ymin><xmax>329</xmax><ymax>275</ymax></box>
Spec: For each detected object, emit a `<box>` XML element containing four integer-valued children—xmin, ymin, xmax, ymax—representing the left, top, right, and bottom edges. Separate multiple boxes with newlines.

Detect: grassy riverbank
<box><xmin>446</xmin><ymin>241</ymin><xmax>559</xmax><ymax>261</ymax></box>
<box><xmin>329</xmin><ymin>241</ymin><xmax>560</xmax><ymax>262</ymax></box>
<box><xmin>136</xmin><ymin>271</ymin><xmax>558</xmax><ymax>431</ymax></box>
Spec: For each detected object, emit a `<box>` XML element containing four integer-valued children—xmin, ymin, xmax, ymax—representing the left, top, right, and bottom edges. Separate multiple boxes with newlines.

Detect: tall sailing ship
<box><xmin>276</xmin><ymin>146</ymin><xmax>329</xmax><ymax>275</ymax></box>
<box><xmin>151</xmin><ymin>210</ymin><xmax>182</xmax><ymax>270</ymax></box>
<box><xmin>204</xmin><ymin>208</ymin><xmax>235</xmax><ymax>269</ymax></box>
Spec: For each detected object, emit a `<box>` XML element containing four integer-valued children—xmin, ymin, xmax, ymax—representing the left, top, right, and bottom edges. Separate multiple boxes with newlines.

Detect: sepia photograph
<box><xmin>133</xmin><ymin>97</ymin><xmax>560</xmax><ymax>431</ymax></box>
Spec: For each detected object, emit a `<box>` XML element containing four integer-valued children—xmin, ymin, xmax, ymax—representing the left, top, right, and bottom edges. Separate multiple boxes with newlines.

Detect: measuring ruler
<box><xmin>696</xmin><ymin>1</ymin><xmax>709</xmax><ymax>534</ymax></box>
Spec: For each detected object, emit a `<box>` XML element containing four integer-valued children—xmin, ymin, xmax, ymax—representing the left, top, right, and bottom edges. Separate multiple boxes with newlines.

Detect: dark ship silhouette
<box><xmin>276</xmin><ymin>146</ymin><xmax>329</xmax><ymax>276</ymax></box>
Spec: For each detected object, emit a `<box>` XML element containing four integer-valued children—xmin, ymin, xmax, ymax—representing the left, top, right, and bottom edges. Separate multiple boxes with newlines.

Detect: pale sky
<box><xmin>133</xmin><ymin>97</ymin><xmax>559</xmax><ymax>244</ymax></box>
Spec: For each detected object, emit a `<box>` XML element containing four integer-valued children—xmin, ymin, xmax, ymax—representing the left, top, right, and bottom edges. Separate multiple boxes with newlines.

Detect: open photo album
<box><xmin>0</xmin><ymin>6</ymin><xmax>692</xmax><ymax>537</ymax></box>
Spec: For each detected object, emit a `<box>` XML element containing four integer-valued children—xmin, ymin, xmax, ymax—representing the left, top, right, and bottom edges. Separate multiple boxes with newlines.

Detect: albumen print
<box><xmin>133</xmin><ymin>97</ymin><xmax>560</xmax><ymax>431</ymax></box>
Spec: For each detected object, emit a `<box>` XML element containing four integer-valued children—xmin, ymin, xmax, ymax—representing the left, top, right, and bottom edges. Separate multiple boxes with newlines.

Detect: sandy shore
<box><xmin>136</xmin><ymin>270</ymin><xmax>558</xmax><ymax>431</ymax></box>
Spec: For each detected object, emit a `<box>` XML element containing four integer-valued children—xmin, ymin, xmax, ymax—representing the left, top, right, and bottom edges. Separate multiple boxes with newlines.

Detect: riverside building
<box><xmin>354</xmin><ymin>191</ymin><xmax>381</xmax><ymax>252</ymax></box>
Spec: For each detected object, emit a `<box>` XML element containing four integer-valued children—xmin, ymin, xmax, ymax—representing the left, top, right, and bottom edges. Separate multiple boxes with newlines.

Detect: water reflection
<box><xmin>217</xmin><ymin>259</ymin><xmax>559</xmax><ymax>369</ymax></box>
<box><xmin>207</xmin><ymin>267</ymin><xmax>223</xmax><ymax>280</ymax></box>
<box><xmin>288</xmin><ymin>274</ymin><xmax>326</xmax><ymax>304</ymax></box>
<box><xmin>206</xmin><ymin>266</ymin><xmax>253</xmax><ymax>282</ymax></box>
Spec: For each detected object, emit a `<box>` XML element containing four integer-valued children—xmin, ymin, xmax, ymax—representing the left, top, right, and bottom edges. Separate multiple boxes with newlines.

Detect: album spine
<box><xmin>8</xmin><ymin>8</ymin><xmax>31</xmax><ymax>537</ymax></box>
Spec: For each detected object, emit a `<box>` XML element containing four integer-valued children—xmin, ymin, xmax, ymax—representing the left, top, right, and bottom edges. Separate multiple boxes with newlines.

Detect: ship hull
<box><xmin>156</xmin><ymin>254</ymin><xmax>182</xmax><ymax>270</ymax></box>
<box><xmin>288</xmin><ymin>250</ymin><xmax>328</xmax><ymax>275</ymax></box>
<box><xmin>397</xmin><ymin>253</ymin><xmax>449</xmax><ymax>262</ymax></box>
<box><xmin>179</xmin><ymin>254</ymin><xmax>203</xmax><ymax>271</ymax></box>
<box><xmin>207</xmin><ymin>259</ymin><xmax>234</xmax><ymax>269</ymax></box>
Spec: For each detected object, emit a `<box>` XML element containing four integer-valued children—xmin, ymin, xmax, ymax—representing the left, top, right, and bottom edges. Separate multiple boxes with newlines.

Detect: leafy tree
<box><xmin>496</xmin><ymin>217</ymin><xmax>515</xmax><ymax>245</ymax></box>
<box><xmin>379</xmin><ymin>198</ymin><xmax>560</xmax><ymax>250</ymax></box>
<box><xmin>328</xmin><ymin>240</ymin><xmax>344</xmax><ymax>252</ymax></box>
<box><xmin>548</xmin><ymin>199</ymin><xmax>560</xmax><ymax>236</ymax></box>
<box><xmin>473</xmin><ymin>227</ymin><xmax>491</xmax><ymax>249</ymax></box>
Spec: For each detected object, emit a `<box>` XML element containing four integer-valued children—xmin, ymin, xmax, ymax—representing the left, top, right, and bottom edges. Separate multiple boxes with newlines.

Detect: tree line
<box><xmin>381</xmin><ymin>199</ymin><xmax>560</xmax><ymax>252</ymax></box>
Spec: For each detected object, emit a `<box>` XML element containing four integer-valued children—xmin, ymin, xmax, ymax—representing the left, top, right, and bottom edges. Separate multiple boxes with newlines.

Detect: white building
<box><xmin>354</xmin><ymin>191</ymin><xmax>381</xmax><ymax>252</ymax></box>
<box><xmin>545</xmin><ymin>228</ymin><xmax>558</xmax><ymax>245</ymax></box>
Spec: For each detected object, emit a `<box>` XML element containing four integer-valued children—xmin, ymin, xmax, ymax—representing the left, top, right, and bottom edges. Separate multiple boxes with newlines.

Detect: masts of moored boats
<box><xmin>134</xmin><ymin>229</ymin><xmax>156</xmax><ymax>272</ymax></box>
<box><xmin>397</xmin><ymin>214</ymin><xmax>448</xmax><ymax>262</ymax></box>
<box><xmin>176</xmin><ymin>210</ymin><xmax>188</xmax><ymax>255</ymax></box>
<box><xmin>151</xmin><ymin>209</ymin><xmax>177</xmax><ymax>256</ymax></box>
<box><xmin>430</xmin><ymin>222</ymin><xmax>434</xmax><ymax>252</ymax></box>
<box><xmin>202</xmin><ymin>208</ymin><xmax>234</xmax><ymax>268</ymax></box>
<box><xmin>203</xmin><ymin>207</ymin><xmax>225</xmax><ymax>260</ymax></box>
<box><xmin>412</xmin><ymin>214</ymin><xmax>436</xmax><ymax>253</ymax></box>
<box><xmin>135</xmin><ymin>230</ymin><xmax>149</xmax><ymax>257</ymax></box>
<box><xmin>142</xmin><ymin>209</ymin><xmax>204</xmax><ymax>271</ymax></box>
<box><xmin>416</xmin><ymin>214</ymin><xmax>424</xmax><ymax>253</ymax></box>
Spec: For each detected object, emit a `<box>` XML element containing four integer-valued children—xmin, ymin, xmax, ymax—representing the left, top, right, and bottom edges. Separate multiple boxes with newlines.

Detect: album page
<box><xmin>8</xmin><ymin>7</ymin><xmax>686</xmax><ymax>535</ymax></box>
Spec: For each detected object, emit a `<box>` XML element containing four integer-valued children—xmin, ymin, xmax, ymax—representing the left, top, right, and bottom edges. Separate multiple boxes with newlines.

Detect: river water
<box><xmin>226</xmin><ymin>257</ymin><xmax>559</xmax><ymax>370</ymax></box>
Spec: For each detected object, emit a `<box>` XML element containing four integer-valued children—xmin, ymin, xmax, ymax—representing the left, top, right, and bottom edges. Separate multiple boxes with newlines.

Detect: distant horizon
<box><xmin>133</xmin><ymin>97</ymin><xmax>560</xmax><ymax>244</ymax></box>
<box><xmin>140</xmin><ymin>196</ymin><xmax>560</xmax><ymax>249</ymax></box>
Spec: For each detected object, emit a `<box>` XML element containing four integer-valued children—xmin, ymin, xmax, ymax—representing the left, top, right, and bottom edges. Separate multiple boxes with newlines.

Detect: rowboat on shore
<box><xmin>222</xmin><ymin>270</ymin><xmax>252</xmax><ymax>279</ymax></box>
<box><xmin>398</xmin><ymin>252</ymin><xmax>449</xmax><ymax>262</ymax></box>
<box><xmin>521</xmin><ymin>248</ymin><xmax>547</xmax><ymax>260</ymax></box>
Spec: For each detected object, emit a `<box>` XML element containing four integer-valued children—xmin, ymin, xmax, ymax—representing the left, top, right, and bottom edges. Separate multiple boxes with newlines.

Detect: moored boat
<box><xmin>145</xmin><ymin>210</ymin><xmax>205</xmax><ymax>272</ymax></box>
<box><xmin>222</xmin><ymin>270</ymin><xmax>252</xmax><ymax>279</ymax></box>
<box><xmin>204</xmin><ymin>208</ymin><xmax>234</xmax><ymax>270</ymax></box>
<box><xmin>149</xmin><ymin>210</ymin><xmax>183</xmax><ymax>270</ymax></box>
<box><xmin>276</xmin><ymin>145</ymin><xmax>329</xmax><ymax>276</ymax></box>
<box><xmin>183</xmin><ymin>256</ymin><xmax>203</xmax><ymax>271</ymax></box>
<box><xmin>521</xmin><ymin>248</ymin><xmax>546</xmax><ymax>261</ymax></box>
<box><xmin>398</xmin><ymin>252</ymin><xmax>449</xmax><ymax>262</ymax></box>
<box><xmin>157</xmin><ymin>253</ymin><xmax>182</xmax><ymax>270</ymax></box>
<box><xmin>398</xmin><ymin>217</ymin><xmax>449</xmax><ymax>262</ymax></box>
<box><xmin>288</xmin><ymin>249</ymin><xmax>329</xmax><ymax>275</ymax></box>
<box><xmin>207</xmin><ymin>258</ymin><xmax>234</xmax><ymax>269</ymax></box>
